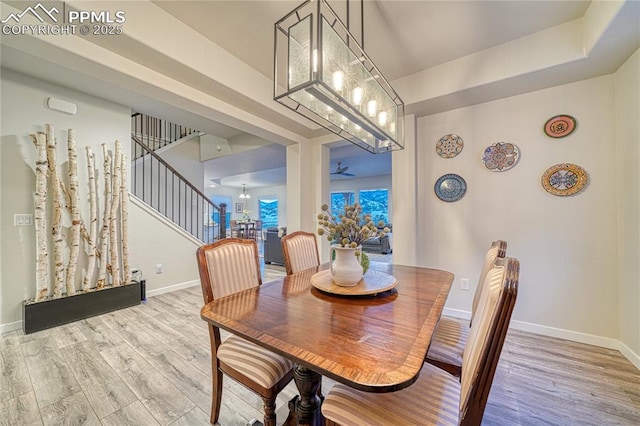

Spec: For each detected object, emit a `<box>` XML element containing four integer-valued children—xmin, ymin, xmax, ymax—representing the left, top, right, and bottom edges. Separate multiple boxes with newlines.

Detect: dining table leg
<box><xmin>284</xmin><ymin>365</ymin><xmax>324</xmax><ymax>425</ymax></box>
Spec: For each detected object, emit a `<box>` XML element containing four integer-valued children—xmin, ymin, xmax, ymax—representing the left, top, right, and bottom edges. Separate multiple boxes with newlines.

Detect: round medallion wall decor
<box><xmin>482</xmin><ymin>142</ymin><xmax>520</xmax><ymax>172</ymax></box>
<box><xmin>436</xmin><ymin>134</ymin><xmax>464</xmax><ymax>158</ymax></box>
<box><xmin>544</xmin><ymin>115</ymin><xmax>577</xmax><ymax>138</ymax></box>
<box><xmin>541</xmin><ymin>163</ymin><xmax>589</xmax><ymax>196</ymax></box>
<box><xmin>434</xmin><ymin>174</ymin><xmax>467</xmax><ymax>202</ymax></box>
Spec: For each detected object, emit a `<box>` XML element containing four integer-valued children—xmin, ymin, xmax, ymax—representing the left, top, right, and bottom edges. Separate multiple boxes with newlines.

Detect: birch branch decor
<box><xmin>82</xmin><ymin>146</ymin><xmax>98</xmax><ymax>291</ymax></box>
<box><xmin>109</xmin><ymin>141</ymin><xmax>122</xmax><ymax>287</ymax></box>
<box><xmin>25</xmin><ymin>124</ymin><xmax>141</xmax><ymax>333</ymax></box>
<box><xmin>120</xmin><ymin>153</ymin><xmax>131</xmax><ymax>284</ymax></box>
<box><xmin>29</xmin><ymin>124</ymin><xmax>134</xmax><ymax>304</ymax></box>
<box><xmin>46</xmin><ymin>124</ymin><xmax>66</xmax><ymax>298</ymax></box>
<box><xmin>66</xmin><ymin>129</ymin><xmax>81</xmax><ymax>295</ymax></box>
<box><xmin>31</xmin><ymin>132</ymin><xmax>50</xmax><ymax>302</ymax></box>
<box><xmin>97</xmin><ymin>144</ymin><xmax>112</xmax><ymax>289</ymax></box>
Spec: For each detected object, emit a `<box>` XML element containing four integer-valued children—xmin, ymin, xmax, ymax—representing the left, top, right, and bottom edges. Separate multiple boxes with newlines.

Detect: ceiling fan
<box><xmin>331</xmin><ymin>162</ymin><xmax>355</xmax><ymax>177</ymax></box>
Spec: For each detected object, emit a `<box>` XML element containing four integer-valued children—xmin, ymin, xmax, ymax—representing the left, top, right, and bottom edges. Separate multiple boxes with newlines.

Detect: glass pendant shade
<box><xmin>239</xmin><ymin>184</ymin><xmax>250</xmax><ymax>199</ymax></box>
<box><xmin>274</xmin><ymin>0</ymin><xmax>404</xmax><ymax>153</ymax></box>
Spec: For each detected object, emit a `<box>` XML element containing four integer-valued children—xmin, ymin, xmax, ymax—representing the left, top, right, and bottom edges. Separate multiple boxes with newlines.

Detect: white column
<box><xmin>286</xmin><ymin>144</ymin><xmax>302</xmax><ymax>231</ymax></box>
<box><xmin>391</xmin><ymin>114</ymin><xmax>418</xmax><ymax>266</ymax></box>
<box><xmin>314</xmin><ymin>144</ymin><xmax>331</xmax><ymax>263</ymax></box>
<box><xmin>286</xmin><ymin>142</ymin><xmax>330</xmax><ymax>234</ymax></box>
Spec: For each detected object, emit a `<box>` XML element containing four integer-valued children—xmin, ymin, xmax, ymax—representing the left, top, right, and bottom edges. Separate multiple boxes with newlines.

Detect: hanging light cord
<box><xmin>361</xmin><ymin>0</ymin><xmax>364</xmax><ymax>50</ymax></box>
<box><xmin>345</xmin><ymin>0</ymin><xmax>365</xmax><ymax>49</ymax></box>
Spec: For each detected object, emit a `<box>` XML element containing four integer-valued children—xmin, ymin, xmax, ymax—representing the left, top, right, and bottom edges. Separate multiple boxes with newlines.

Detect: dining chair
<box><xmin>425</xmin><ymin>240</ymin><xmax>507</xmax><ymax>377</ymax></box>
<box><xmin>322</xmin><ymin>256</ymin><xmax>519</xmax><ymax>426</ymax></box>
<box><xmin>281</xmin><ymin>230</ymin><xmax>321</xmax><ymax>275</ymax></box>
<box><xmin>229</xmin><ymin>219</ymin><xmax>240</xmax><ymax>238</ymax></box>
<box><xmin>253</xmin><ymin>219</ymin><xmax>264</xmax><ymax>241</ymax></box>
<box><xmin>196</xmin><ymin>238</ymin><xmax>295</xmax><ymax>426</ymax></box>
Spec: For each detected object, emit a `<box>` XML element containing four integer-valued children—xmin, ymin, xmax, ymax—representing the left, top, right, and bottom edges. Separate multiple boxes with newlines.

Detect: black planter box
<box><xmin>22</xmin><ymin>281</ymin><xmax>141</xmax><ymax>334</ymax></box>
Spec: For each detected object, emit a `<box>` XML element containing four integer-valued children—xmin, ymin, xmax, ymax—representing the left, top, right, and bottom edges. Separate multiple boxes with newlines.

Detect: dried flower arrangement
<box><xmin>316</xmin><ymin>203</ymin><xmax>389</xmax><ymax>248</ymax></box>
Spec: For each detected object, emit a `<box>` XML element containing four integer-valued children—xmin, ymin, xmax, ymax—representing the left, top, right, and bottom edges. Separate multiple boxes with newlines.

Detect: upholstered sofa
<box><xmin>361</xmin><ymin>233</ymin><xmax>392</xmax><ymax>254</ymax></box>
<box><xmin>264</xmin><ymin>227</ymin><xmax>286</xmax><ymax>265</ymax></box>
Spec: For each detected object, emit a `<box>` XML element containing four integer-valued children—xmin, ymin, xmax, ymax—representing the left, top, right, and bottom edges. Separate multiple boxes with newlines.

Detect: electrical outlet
<box><xmin>14</xmin><ymin>214</ymin><xmax>33</xmax><ymax>226</ymax></box>
<box><xmin>461</xmin><ymin>278</ymin><xmax>470</xmax><ymax>291</ymax></box>
<box><xmin>156</xmin><ymin>264</ymin><xmax>163</xmax><ymax>274</ymax></box>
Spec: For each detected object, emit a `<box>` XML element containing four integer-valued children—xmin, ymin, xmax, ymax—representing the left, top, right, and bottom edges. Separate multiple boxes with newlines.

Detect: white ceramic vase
<box><xmin>330</xmin><ymin>245</ymin><xmax>363</xmax><ymax>286</ymax></box>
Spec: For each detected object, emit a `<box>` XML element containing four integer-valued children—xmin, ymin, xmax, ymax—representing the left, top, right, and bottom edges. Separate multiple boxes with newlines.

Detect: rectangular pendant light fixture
<box><xmin>274</xmin><ymin>0</ymin><xmax>404</xmax><ymax>154</ymax></box>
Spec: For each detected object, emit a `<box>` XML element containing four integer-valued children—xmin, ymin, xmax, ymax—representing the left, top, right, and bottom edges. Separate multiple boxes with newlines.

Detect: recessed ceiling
<box><xmin>153</xmin><ymin>0</ymin><xmax>590</xmax><ymax>81</ymax></box>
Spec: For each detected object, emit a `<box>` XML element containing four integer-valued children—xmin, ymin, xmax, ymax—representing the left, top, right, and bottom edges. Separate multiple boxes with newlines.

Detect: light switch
<box><xmin>14</xmin><ymin>214</ymin><xmax>33</xmax><ymax>226</ymax></box>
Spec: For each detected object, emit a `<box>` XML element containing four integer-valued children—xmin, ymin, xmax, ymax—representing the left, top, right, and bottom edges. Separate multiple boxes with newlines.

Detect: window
<box><xmin>359</xmin><ymin>189</ymin><xmax>389</xmax><ymax>224</ymax></box>
<box><xmin>259</xmin><ymin>198</ymin><xmax>279</xmax><ymax>228</ymax></box>
<box><xmin>331</xmin><ymin>192</ymin><xmax>354</xmax><ymax>217</ymax></box>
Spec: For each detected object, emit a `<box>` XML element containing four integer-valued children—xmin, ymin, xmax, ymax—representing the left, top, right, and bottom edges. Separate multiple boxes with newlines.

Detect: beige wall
<box><xmin>615</xmin><ymin>48</ymin><xmax>640</xmax><ymax>358</ymax></box>
<box><xmin>416</xmin><ymin>75</ymin><xmax>620</xmax><ymax>341</ymax></box>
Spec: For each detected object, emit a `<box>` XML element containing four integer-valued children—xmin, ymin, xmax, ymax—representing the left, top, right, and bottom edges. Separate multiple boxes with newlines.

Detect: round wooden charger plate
<box><xmin>311</xmin><ymin>269</ymin><xmax>398</xmax><ymax>296</ymax></box>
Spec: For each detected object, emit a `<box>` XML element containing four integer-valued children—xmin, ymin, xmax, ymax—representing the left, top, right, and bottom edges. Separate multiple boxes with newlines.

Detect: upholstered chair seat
<box><xmin>217</xmin><ymin>336</ymin><xmax>294</xmax><ymax>389</ymax></box>
<box><xmin>426</xmin><ymin>240</ymin><xmax>507</xmax><ymax>377</ymax></box>
<box><xmin>426</xmin><ymin>316</ymin><xmax>470</xmax><ymax>373</ymax></box>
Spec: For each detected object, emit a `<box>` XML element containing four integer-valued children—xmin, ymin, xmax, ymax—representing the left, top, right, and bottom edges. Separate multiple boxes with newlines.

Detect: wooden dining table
<box><xmin>200</xmin><ymin>261</ymin><xmax>454</xmax><ymax>425</ymax></box>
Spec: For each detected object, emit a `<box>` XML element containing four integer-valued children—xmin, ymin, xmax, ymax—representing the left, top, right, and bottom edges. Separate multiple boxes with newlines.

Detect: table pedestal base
<box><xmin>284</xmin><ymin>366</ymin><xmax>324</xmax><ymax>425</ymax></box>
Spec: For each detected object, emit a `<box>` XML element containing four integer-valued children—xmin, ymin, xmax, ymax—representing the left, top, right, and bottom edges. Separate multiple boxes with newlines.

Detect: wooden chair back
<box><xmin>196</xmin><ymin>238</ymin><xmax>262</xmax><ymax>303</ymax></box>
<box><xmin>281</xmin><ymin>231</ymin><xmax>321</xmax><ymax>275</ymax></box>
<box><xmin>460</xmin><ymin>256</ymin><xmax>519</xmax><ymax>425</ymax></box>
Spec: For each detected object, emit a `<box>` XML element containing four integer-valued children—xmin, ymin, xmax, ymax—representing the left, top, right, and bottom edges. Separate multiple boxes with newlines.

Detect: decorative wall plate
<box><xmin>544</xmin><ymin>115</ymin><xmax>577</xmax><ymax>138</ymax></box>
<box><xmin>436</xmin><ymin>134</ymin><xmax>464</xmax><ymax>158</ymax></box>
<box><xmin>434</xmin><ymin>174</ymin><xmax>467</xmax><ymax>202</ymax></box>
<box><xmin>541</xmin><ymin>163</ymin><xmax>589</xmax><ymax>196</ymax></box>
<box><xmin>482</xmin><ymin>142</ymin><xmax>520</xmax><ymax>172</ymax></box>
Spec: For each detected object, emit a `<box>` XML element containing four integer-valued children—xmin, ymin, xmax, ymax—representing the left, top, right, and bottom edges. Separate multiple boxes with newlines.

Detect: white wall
<box><xmin>158</xmin><ymin>137</ymin><xmax>205</xmax><ymax>192</ymax></box>
<box><xmin>614</xmin><ymin>48</ymin><xmax>640</xmax><ymax>359</ymax></box>
<box><xmin>0</xmin><ymin>71</ymin><xmax>201</xmax><ymax>330</ymax></box>
<box><xmin>127</xmin><ymin>198</ymin><xmax>200</xmax><ymax>295</ymax></box>
<box><xmin>392</xmin><ymin>115</ymin><xmax>419</xmax><ymax>266</ymax></box>
<box><xmin>416</xmin><ymin>75</ymin><xmax>620</xmax><ymax>341</ymax></box>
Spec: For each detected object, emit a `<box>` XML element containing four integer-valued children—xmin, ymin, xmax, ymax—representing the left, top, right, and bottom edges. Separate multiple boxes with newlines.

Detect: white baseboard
<box><xmin>509</xmin><ymin>319</ymin><xmax>620</xmax><ymax>350</ymax></box>
<box><xmin>0</xmin><ymin>320</ymin><xmax>22</xmax><ymax>334</ymax></box>
<box><xmin>619</xmin><ymin>341</ymin><xmax>640</xmax><ymax>371</ymax></box>
<box><xmin>442</xmin><ymin>307</ymin><xmax>624</xmax><ymax>352</ymax></box>
<box><xmin>443</xmin><ymin>307</ymin><xmax>471</xmax><ymax>321</ymax></box>
<box><xmin>146</xmin><ymin>279</ymin><xmax>199</xmax><ymax>298</ymax></box>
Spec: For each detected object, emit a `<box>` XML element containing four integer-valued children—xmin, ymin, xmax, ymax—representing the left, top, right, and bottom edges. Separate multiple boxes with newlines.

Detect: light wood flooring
<box><xmin>2</xmin><ymin>257</ymin><xmax>639</xmax><ymax>425</ymax></box>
